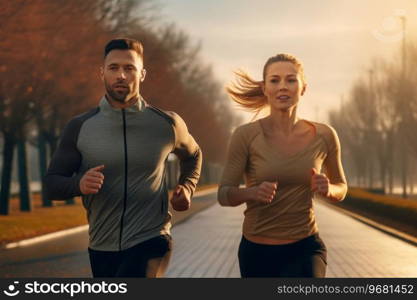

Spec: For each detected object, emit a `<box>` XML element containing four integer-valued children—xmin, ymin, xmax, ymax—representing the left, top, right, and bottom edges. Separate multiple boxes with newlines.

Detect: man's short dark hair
<box><xmin>104</xmin><ymin>38</ymin><xmax>144</xmax><ymax>58</ymax></box>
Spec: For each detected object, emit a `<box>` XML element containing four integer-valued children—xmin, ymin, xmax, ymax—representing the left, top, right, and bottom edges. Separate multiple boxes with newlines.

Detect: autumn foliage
<box><xmin>0</xmin><ymin>0</ymin><xmax>240</xmax><ymax>214</ymax></box>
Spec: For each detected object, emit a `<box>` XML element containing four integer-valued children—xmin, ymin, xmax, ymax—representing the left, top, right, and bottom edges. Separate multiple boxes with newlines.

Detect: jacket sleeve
<box><xmin>170</xmin><ymin>112</ymin><xmax>202</xmax><ymax>196</ymax></box>
<box><xmin>44</xmin><ymin>118</ymin><xmax>84</xmax><ymax>200</ymax></box>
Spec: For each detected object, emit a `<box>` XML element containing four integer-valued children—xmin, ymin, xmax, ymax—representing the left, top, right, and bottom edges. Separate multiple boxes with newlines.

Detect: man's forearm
<box><xmin>177</xmin><ymin>148</ymin><xmax>202</xmax><ymax>196</ymax></box>
<box><xmin>44</xmin><ymin>173</ymin><xmax>83</xmax><ymax>200</ymax></box>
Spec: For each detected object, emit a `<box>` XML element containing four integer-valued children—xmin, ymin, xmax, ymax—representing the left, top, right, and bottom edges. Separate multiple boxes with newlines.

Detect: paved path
<box><xmin>2</xmin><ymin>191</ymin><xmax>416</xmax><ymax>278</ymax></box>
<box><xmin>166</xmin><ymin>195</ymin><xmax>417</xmax><ymax>278</ymax></box>
<box><xmin>0</xmin><ymin>190</ymin><xmax>215</xmax><ymax>278</ymax></box>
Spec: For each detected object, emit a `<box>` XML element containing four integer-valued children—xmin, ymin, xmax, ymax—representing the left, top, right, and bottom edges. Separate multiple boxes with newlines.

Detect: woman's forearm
<box><xmin>327</xmin><ymin>183</ymin><xmax>348</xmax><ymax>202</ymax></box>
<box><xmin>218</xmin><ymin>186</ymin><xmax>255</xmax><ymax>207</ymax></box>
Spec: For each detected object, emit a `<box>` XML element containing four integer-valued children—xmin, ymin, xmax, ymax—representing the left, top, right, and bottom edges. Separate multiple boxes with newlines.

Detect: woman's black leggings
<box><xmin>238</xmin><ymin>234</ymin><xmax>327</xmax><ymax>277</ymax></box>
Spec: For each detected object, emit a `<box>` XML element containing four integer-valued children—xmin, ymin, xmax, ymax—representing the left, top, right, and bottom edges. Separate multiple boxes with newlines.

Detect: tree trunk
<box><xmin>48</xmin><ymin>106</ymin><xmax>60</xmax><ymax>159</ymax></box>
<box><xmin>360</xmin><ymin>162</ymin><xmax>367</xmax><ymax>188</ymax></box>
<box><xmin>369</xmin><ymin>158</ymin><xmax>374</xmax><ymax>189</ymax></box>
<box><xmin>400</xmin><ymin>136</ymin><xmax>408</xmax><ymax>198</ymax></box>
<box><xmin>48</xmin><ymin>135</ymin><xmax>59</xmax><ymax>159</ymax></box>
<box><xmin>354</xmin><ymin>159</ymin><xmax>363</xmax><ymax>187</ymax></box>
<box><xmin>401</xmin><ymin>172</ymin><xmax>407</xmax><ymax>196</ymax></box>
<box><xmin>388</xmin><ymin>166</ymin><xmax>394</xmax><ymax>194</ymax></box>
<box><xmin>0</xmin><ymin>134</ymin><xmax>16</xmax><ymax>215</ymax></box>
<box><xmin>387</xmin><ymin>132</ymin><xmax>394</xmax><ymax>194</ymax></box>
<box><xmin>380</xmin><ymin>161</ymin><xmax>386</xmax><ymax>194</ymax></box>
<box><xmin>38</xmin><ymin>130</ymin><xmax>52</xmax><ymax>207</ymax></box>
<box><xmin>17</xmin><ymin>139</ymin><xmax>32</xmax><ymax>211</ymax></box>
<box><xmin>377</xmin><ymin>139</ymin><xmax>387</xmax><ymax>193</ymax></box>
<box><xmin>65</xmin><ymin>198</ymin><xmax>75</xmax><ymax>205</ymax></box>
<box><xmin>356</xmin><ymin>169</ymin><xmax>360</xmax><ymax>187</ymax></box>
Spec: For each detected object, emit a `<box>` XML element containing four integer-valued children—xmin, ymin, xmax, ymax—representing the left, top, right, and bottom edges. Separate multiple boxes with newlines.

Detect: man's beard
<box><xmin>104</xmin><ymin>80</ymin><xmax>131</xmax><ymax>103</ymax></box>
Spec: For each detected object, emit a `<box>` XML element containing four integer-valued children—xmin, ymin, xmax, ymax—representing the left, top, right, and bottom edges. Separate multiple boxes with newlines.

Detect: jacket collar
<box><xmin>99</xmin><ymin>95</ymin><xmax>147</xmax><ymax>113</ymax></box>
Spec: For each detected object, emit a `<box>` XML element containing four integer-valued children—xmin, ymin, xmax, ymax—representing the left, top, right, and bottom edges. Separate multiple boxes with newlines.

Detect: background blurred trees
<box><xmin>329</xmin><ymin>43</ymin><xmax>417</xmax><ymax>198</ymax></box>
<box><xmin>0</xmin><ymin>0</ymin><xmax>240</xmax><ymax>215</ymax></box>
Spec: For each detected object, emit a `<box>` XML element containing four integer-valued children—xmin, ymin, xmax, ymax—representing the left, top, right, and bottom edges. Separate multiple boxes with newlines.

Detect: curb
<box><xmin>3</xmin><ymin>187</ymin><xmax>218</xmax><ymax>250</ymax></box>
<box><xmin>319</xmin><ymin>199</ymin><xmax>417</xmax><ymax>247</ymax></box>
<box><xmin>4</xmin><ymin>225</ymin><xmax>88</xmax><ymax>250</ymax></box>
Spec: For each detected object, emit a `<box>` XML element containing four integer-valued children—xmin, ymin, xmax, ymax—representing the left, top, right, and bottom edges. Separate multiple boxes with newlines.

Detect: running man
<box><xmin>45</xmin><ymin>38</ymin><xmax>202</xmax><ymax>277</ymax></box>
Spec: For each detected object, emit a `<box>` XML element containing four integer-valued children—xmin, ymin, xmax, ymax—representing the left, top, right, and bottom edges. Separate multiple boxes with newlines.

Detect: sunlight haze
<box><xmin>158</xmin><ymin>0</ymin><xmax>417</xmax><ymax>122</ymax></box>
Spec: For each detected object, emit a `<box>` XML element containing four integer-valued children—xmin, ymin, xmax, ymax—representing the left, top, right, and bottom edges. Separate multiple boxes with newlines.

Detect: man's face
<box><xmin>101</xmin><ymin>49</ymin><xmax>145</xmax><ymax>103</ymax></box>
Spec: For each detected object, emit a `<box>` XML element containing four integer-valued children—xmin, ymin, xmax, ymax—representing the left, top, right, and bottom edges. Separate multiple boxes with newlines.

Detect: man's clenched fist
<box><xmin>80</xmin><ymin>165</ymin><xmax>105</xmax><ymax>195</ymax></box>
<box><xmin>170</xmin><ymin>185</ymin><xmax>191</xmax><ymax>211</ymax></box>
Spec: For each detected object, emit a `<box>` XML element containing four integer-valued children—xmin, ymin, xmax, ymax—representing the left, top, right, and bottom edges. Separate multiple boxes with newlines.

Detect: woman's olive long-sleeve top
<box><xmin>218</xmin><ymin>120</ymin><xmax>347</xmax><ymax>241</ymax></box>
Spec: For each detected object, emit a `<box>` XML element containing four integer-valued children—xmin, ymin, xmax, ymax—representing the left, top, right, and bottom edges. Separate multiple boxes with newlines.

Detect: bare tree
<box><xmin>0</xmin><ymin>0</ymin><xmax>242</xmax><ymax>216</ymax></box>
<box><xmin>329</xmin><ymin>42</ymin><xmax>417</xmax><ymax>197</ymax></box>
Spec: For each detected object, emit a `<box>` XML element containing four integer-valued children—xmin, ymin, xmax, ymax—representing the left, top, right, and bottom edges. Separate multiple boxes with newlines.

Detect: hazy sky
<box><xmin>158</xmin><ymin>0</ymin><xmax>417</xmax><ymax>122</ymax></box>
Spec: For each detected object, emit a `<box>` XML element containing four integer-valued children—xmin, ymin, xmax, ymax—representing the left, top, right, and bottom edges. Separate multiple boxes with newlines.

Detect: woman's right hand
<box><xmin>250</xmin><ymin>181</ymin><xmax>278</xmax><ymax>204</ymax></box>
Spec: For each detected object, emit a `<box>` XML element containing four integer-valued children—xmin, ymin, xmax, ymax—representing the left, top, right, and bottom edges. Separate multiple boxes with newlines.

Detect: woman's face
<box><xmin>262</xmin><ymin>61</ymin><xmax>306</xmax><ymax>111</ymax></box>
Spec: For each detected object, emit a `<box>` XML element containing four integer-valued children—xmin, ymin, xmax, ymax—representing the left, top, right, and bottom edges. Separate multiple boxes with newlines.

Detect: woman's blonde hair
<box><xmin>226</xmin><ymin>53</ymin><xmax>305</xmax><ymax>113</ymax></box>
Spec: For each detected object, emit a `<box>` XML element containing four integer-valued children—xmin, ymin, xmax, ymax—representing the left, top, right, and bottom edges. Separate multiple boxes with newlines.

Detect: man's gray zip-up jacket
<box><xmin>45</xmin><ymin>97</ymin><xmax>202</xmax><ymax>251</ymax></box>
